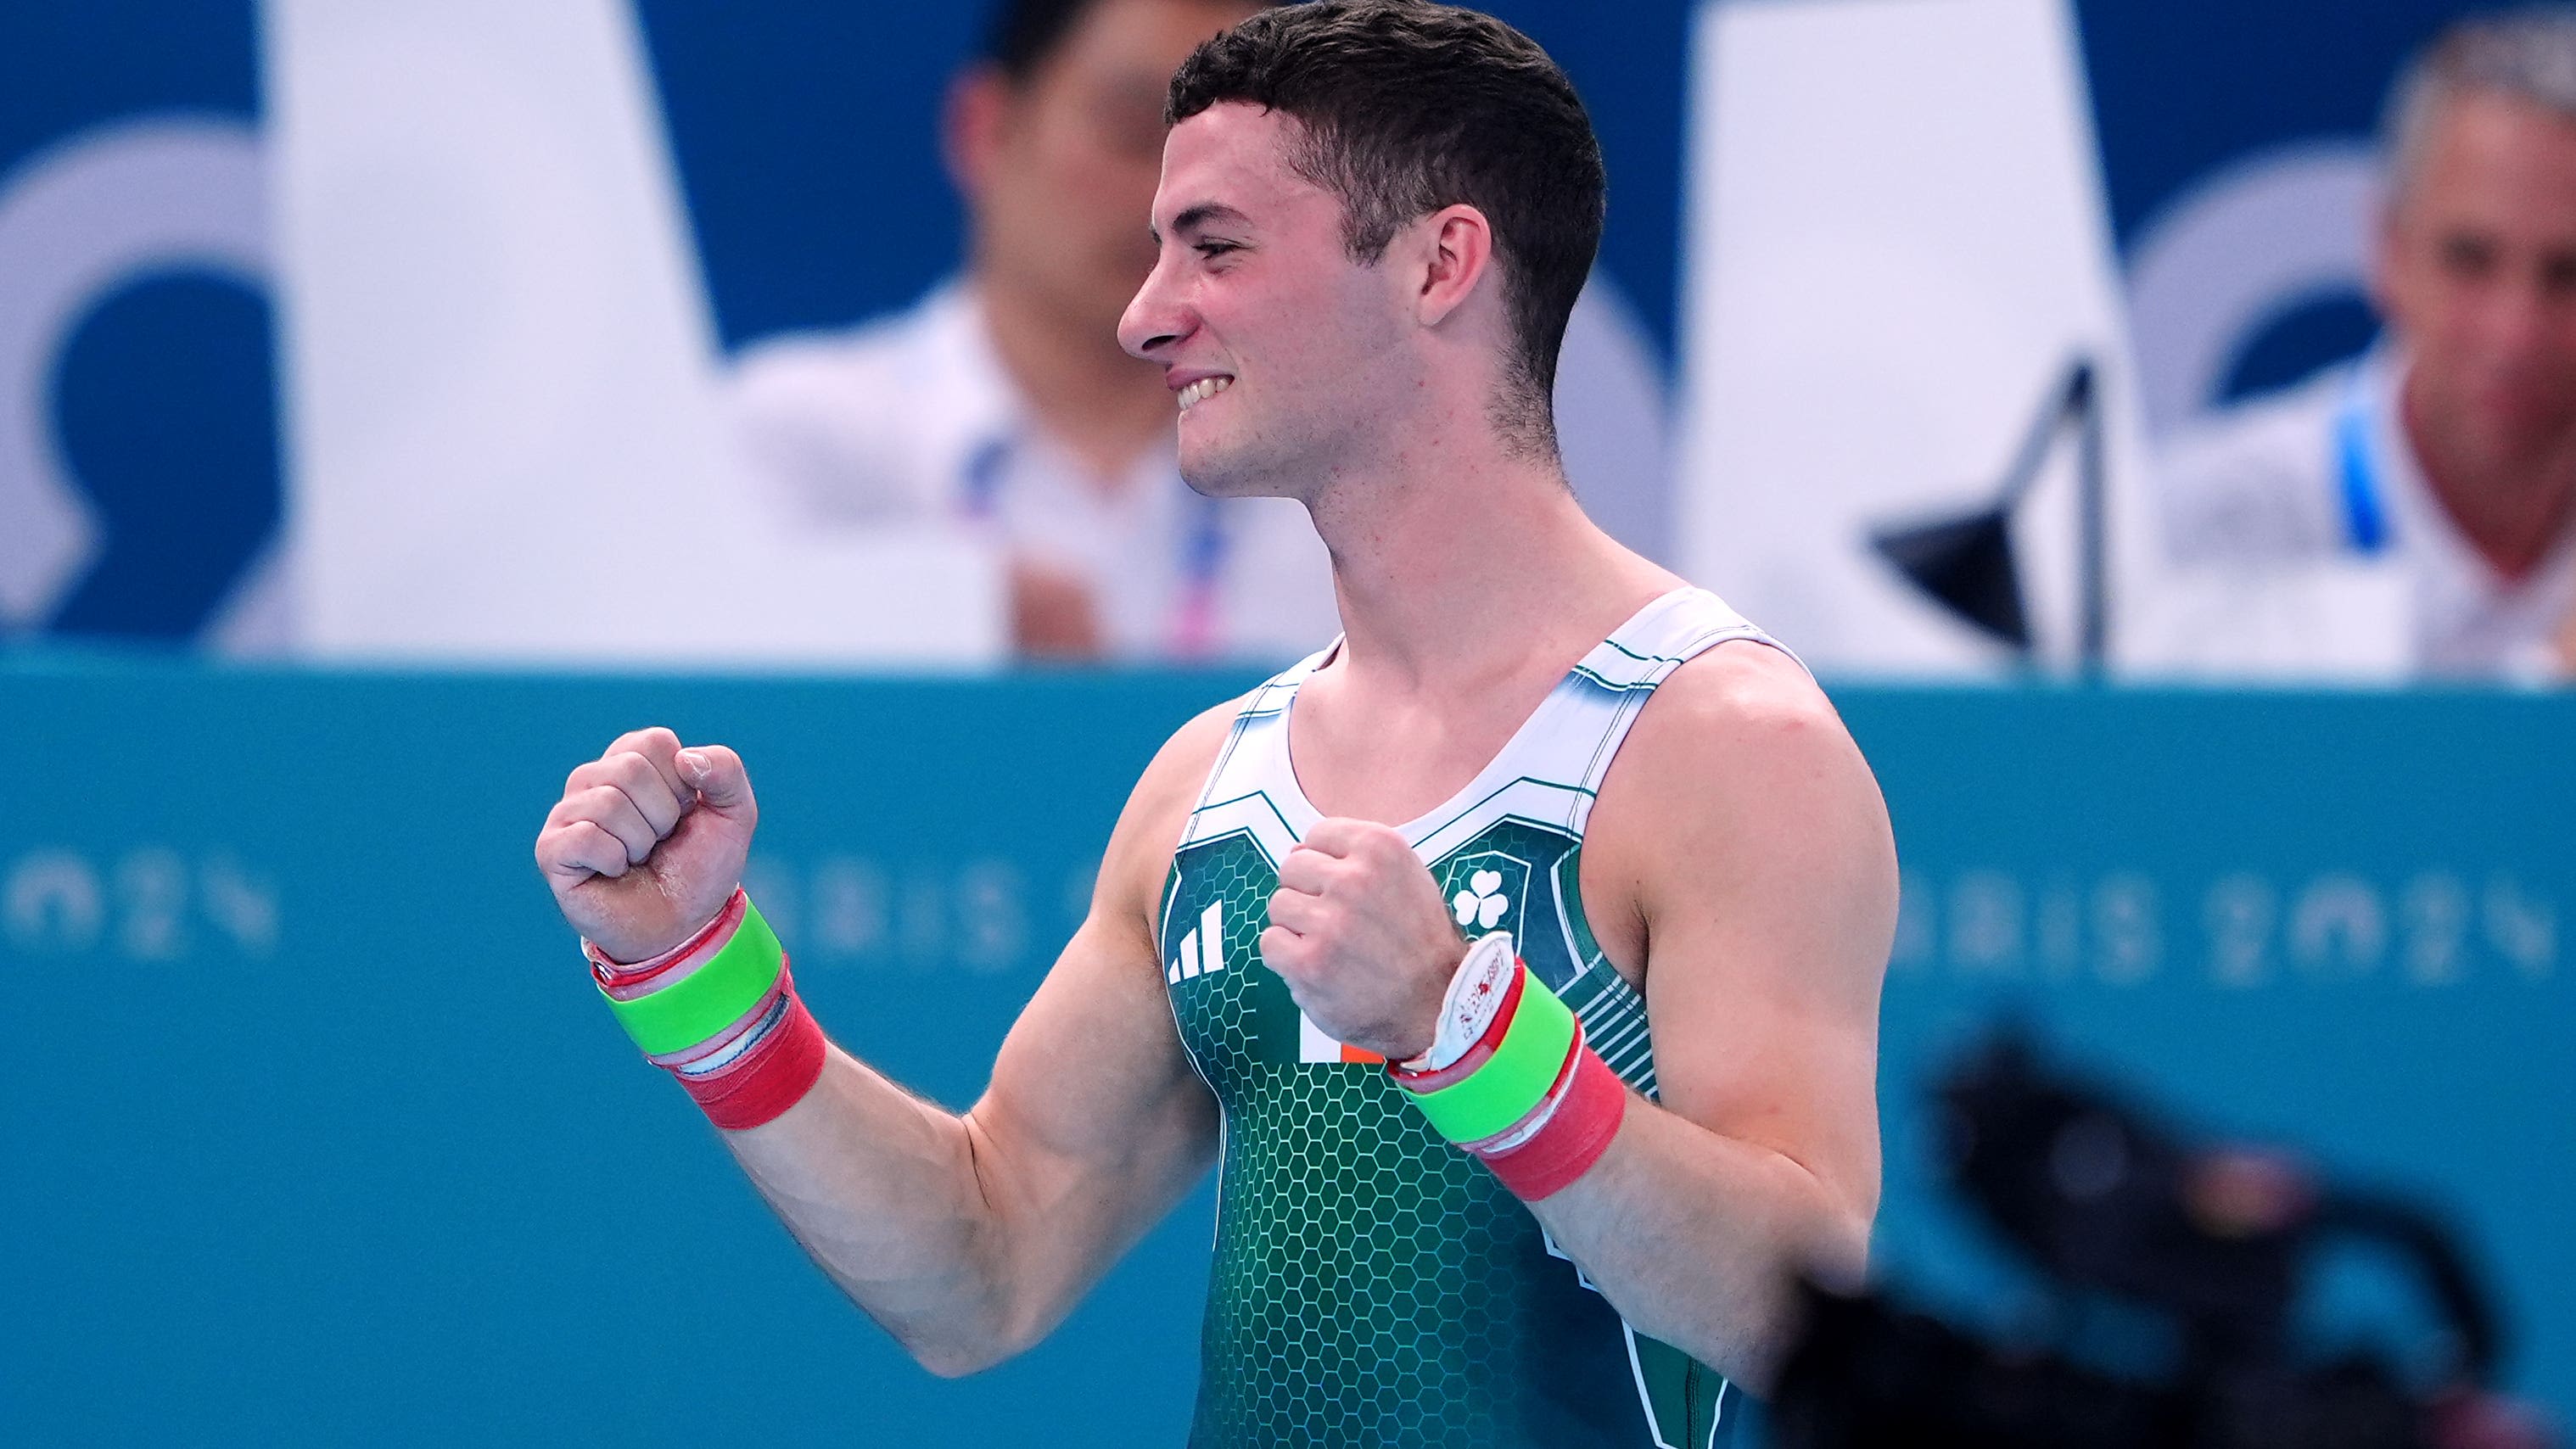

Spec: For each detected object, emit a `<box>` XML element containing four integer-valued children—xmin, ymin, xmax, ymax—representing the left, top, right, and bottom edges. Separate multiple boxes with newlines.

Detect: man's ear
<box><xmin>943</xmin><ymin>64</ymin><xmax>1013</xmax><ymax>204</ymax></box>
<box><xmin>1413</xmin><ymin>204</ymin><xmax>1497</xmax><ymax>327</ymax></box>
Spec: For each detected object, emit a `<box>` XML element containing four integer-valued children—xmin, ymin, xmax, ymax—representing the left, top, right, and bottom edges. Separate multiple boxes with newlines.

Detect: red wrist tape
<box><xmin>588</xmin><ymin>890</ymin><xmax>747</xmax><ymax>996</ymax></box>
<box><xmin>583</xmin><ymin>890</ymin><xmax>828</xmax><ymax>1131</ymax></box>
<box><xmin>675</xmin><ymin>961</ymin><xmax>828</xmax><ymax>1131</ymax></box>
<box><xmin>1477</xmin><ymin>1040</ymin><xmax>1627</xmax><ymax>1200</ymax></box>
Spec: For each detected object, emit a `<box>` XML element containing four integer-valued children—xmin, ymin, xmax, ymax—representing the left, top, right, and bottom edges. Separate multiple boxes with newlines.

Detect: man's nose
<box><xmin>1118</xmin><ymin>254</ymin><xmax>1188</xmax><ymax>361</ymax></box>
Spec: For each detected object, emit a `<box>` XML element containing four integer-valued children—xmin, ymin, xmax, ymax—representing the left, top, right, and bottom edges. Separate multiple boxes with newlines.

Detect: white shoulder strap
<box><xmin>1522</xmin><ymin>587</ymin><xmax>1797</xmax><ymax>833</ymax></box>
<box><xmin>1179</xmin><ymin>641</ymin><xmax>1335</xmax><ymax>844</ymax></box>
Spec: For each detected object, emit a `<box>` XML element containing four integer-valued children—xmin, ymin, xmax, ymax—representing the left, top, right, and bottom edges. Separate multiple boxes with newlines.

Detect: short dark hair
<box><xmin>1167</xmin><ymin>0</ymin><xmax>1606</xmax><ymax>450</ymax></box>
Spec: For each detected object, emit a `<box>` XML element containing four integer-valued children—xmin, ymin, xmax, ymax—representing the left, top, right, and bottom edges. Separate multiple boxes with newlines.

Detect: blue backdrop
<box><xmin>4</xmin><ymin>665</ymin><xmax>2567</xmax><ymax>1442</ymax></box>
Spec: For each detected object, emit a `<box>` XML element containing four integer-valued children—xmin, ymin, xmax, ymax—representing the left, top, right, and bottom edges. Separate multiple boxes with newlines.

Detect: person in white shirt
<box><xmin>2148</xmin><ymin>9</ymin><xmax>2576</xmax><ymax>683</ymax></box>
<box><xmin>728</xmin><ymin>0</ymin><xmax>1314</xmax><ymax>661</ymax></box>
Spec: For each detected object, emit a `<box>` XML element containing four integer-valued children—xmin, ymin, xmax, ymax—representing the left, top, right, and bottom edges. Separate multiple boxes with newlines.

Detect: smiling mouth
<box><xmin>1178</xmin><ymin>376</ymin><xmax>1234</xmax><ymax>411</ymax></box>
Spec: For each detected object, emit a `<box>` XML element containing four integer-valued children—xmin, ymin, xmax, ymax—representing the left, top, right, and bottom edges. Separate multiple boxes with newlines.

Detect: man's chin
<box><xmin>1179</xmin><ymin>443</ymin><xmax>1289</xmax><ymax>501</ymax></box>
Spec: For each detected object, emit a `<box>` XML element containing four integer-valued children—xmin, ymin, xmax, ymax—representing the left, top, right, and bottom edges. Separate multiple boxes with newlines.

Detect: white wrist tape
<box><xmin>1398</xmin><ymin>932</ymin><xmax>1519</xmax><ymax>1074</ymax></box>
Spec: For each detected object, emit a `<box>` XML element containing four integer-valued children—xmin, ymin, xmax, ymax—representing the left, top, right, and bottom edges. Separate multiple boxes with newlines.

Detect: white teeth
<box><xmin>1179</xmin><ymin>376</ymin><xmax>1234</xmax><ymax>411</ymax></box>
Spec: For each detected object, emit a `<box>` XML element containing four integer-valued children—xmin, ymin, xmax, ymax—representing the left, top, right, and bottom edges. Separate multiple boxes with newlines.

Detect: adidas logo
<box><xmin>1166</xmin><ymin>900</ymin><xmax>1226</xmax><ymax>984</ymax></box>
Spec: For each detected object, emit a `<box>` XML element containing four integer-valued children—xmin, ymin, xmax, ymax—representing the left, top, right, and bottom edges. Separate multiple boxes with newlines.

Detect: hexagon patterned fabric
<box><xmin>1161</xmin><ymin>587</ymin><xmax>1787</xmax><ymax>1448</ymax></box>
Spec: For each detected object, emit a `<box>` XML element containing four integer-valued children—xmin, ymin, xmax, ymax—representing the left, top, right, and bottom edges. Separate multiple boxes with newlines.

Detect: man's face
<box><xmin>2379</xmin><ymin>88</ymin><xmax>2576</xmax><ymax>475</ymax></box>
<box><xmin>1118</xmin><ymin>103</ymin><xmax>1418</xmax><ymax>496</ymax></box>
<box><xmin>972</xmin><ymin>0</ymin><xmax>1261</xmax><ymax>339</ymax></box>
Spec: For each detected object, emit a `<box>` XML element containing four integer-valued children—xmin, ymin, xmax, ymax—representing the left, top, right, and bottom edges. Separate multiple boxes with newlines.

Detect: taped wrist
<box><xmin>587</xmin><ymin>890</ymin><xmax>826</xmax><ymax>1130</ymax></box>
<box><xmin>1388</xmin><ymin>932</ymin><xmax>1628</xmax><ymax>1200</ymax></box>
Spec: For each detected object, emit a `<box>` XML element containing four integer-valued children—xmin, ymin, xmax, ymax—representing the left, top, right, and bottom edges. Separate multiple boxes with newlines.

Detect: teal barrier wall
<box><xmin>3</xmin><ymin>665</ymin><xmax>2568</xmax><ymax>1442</ymax></box>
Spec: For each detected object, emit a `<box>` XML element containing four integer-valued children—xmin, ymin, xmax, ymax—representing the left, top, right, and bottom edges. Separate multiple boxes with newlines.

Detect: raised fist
<box><xmin>1261</xmin><ymin>818</ymin><xmax>1466</xmax><ymax>1061</ymax></box>
<box><xmin>534</xmin><ymin>726</ymin><xmax>758</xmax><ymax>963</ymax></box>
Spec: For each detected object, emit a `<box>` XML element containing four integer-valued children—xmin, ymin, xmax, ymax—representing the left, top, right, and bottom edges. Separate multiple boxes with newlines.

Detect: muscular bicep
<box><xmin>1604</xmin><ymin>649</ymin><xmax>1896</xmax><ymax>1240</ymax></box>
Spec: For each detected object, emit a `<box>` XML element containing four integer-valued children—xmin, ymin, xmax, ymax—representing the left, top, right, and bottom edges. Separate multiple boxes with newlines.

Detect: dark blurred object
<box><xmin>1870</xmin><ymin>359</ymin><xmax>2105</xmax><ymax>665</ymax></box>
<box><xmin>1772</xmin><ymin>1033</ymin><xmax>2561</xmax><ymax>1449</ymax></box>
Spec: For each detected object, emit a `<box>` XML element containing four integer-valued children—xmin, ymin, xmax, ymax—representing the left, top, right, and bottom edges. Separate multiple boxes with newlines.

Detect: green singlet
<box><xmin>1159</xmin><ymin>586</ymin><xmax>1788</xmax><ymax>1448</ymax></box>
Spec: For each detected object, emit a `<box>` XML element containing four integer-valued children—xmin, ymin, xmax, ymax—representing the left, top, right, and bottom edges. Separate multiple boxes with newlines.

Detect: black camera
<box><xmin>1771</xmin><ymin>1033</ymin><xmax>2558</xmax><ymax>1449</ymax></box>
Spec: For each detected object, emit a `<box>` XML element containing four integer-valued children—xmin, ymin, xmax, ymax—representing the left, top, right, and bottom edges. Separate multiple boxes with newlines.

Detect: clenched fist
<box><xmin>1262</xmin><ymin>818</ymin><xmax>1468</xmax><ymax>1061</ymax></box>
<box><xmin>534</xmin><ymin>726</ymin><xmax>758</xmax><ymax>963</ymax></box>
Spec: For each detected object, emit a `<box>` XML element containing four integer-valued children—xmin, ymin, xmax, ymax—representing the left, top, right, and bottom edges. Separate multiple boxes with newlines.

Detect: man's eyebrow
<box><xmin>1150</xmin><ymin>201</ymin><xmax>1253</xmax><ymax>244</ymax></box>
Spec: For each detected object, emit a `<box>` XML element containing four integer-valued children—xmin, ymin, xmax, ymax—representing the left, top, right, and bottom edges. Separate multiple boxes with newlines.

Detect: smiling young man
<box><xmin>536</xmin><ymin>3</ymin><xmax>1894</xmax><ymax>1445</ymax></box>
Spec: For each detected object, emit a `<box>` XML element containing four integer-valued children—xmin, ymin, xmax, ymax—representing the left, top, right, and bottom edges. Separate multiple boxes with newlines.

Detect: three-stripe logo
<box><xmin>1167</xmin><ymin>900</ymin><xmax>1225</xmax><ymax>984</ymax></box>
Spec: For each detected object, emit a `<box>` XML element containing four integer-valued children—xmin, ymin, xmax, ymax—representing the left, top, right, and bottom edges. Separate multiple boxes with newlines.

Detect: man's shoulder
<box><xmin>1623</xmin><ymin>634</ymin><xmax>1883</xmax><ymax>849</ymax></box>
<box><xmin>2155</xmin><ymin>362</ymin><xmax>2357</xmax><ymax>563</ymax></box>
<box><xmin>1584</xmin><ymin>636</ymin><xmax>1894</xmax><ymax>981</ymax></box>
<box><xmin>1623</xmin><ymin>641</ymin><xmax>1851</xmax><ymax>781</ymax></box>
<box><xmin>1582</xmin><ymin>638</ymin><xmax>1868</xmax><ymax>868</ymax></box>
<box><xmin>1097</xmin><ymin>693</ymin><xmax>1262</xmax><ymax>925</ymax></box>
<box><xmin>1138</xmin><ymin>693</ymin><xmax>1253</xmax><ymax>801</ymax></box>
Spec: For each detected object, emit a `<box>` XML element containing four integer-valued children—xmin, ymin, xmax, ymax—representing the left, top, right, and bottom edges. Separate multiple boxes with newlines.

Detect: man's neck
<box><xmin>1309</xmin><ymin>435</ymin><xmax>1678</xmax><ymax>697</ymax></box>
<box><xmin>975</xmin><ymin>266</ymin><xmax>1175</xmax><ymax>486</ymax></box>
<box><xmin>2400</xmin><ymin>372</ymin><xmax>2576</xmax><ymax>583</ymax></box>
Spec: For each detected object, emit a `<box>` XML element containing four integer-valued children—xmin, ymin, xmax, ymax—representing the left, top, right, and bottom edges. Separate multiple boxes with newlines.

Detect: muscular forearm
<box><xmin>720</xmin><ymin>1045</ymin><xmax>1020</xmax><ymax>1376</ymax></box>
<box><xmin>715</xmin><ymin>1031</ymin><xmax>1212</xmax><ymax>1377</ymax></box>
<box><xmin>1526</xmin><ymin>1099</ymin><xmax>1871</xmax><ymax>1392</ymax></box>
<box><xmin>538</xmin><ymin>719</ymin><xmax>1229</xmax><ymax>1378</ymax></box>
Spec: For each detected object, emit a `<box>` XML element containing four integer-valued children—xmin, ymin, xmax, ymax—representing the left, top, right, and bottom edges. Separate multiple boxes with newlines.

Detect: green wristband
<box><xmin>1403</xmin><ymin>965</ymin><xmax>1577</xmax><ymax>1144</ymax></box>
<box><xmin>600</xmin><ymin>898</ymin><xmax>786</xmax><ymax>1057</ymax></box>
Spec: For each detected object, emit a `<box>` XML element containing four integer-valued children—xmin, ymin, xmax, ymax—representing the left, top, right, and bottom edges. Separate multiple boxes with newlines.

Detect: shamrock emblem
<box><xmin>1452</xmin><ymin>870</ymin><xmax>1509</xmax><ymax>931</ymax></box>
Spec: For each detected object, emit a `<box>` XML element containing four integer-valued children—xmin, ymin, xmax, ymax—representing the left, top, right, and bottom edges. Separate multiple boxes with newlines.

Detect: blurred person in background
<box><xmin>2148</xmin><ymin>8</ymin><xmax>2576</xmax><ymax>683</ymax></box>
<box><xmin>725</xmin><ymin>0</ymin><xmax>1330</xmax><ymax>661</ymax></box>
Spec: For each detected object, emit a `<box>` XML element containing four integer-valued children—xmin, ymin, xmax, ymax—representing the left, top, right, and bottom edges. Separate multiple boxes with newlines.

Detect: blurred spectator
<box><xmin>2146</xmin><ymin>8</ymin><xmax>2576</xmax><ymax>683</ymax></box>
<box><xmin>725</xmin><ymin>0</ymin><xmax>1331</xmax><ymax>662</ymax></box>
